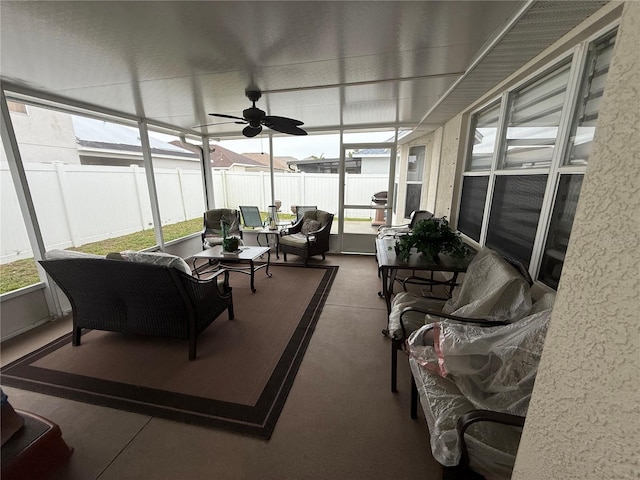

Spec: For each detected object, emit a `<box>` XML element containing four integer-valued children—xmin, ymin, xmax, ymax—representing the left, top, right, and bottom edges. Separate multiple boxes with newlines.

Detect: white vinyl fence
<box><xmin>1</xmin><ymin>163</ymin><xmax>387</xmax><ymax>264</ymax></box>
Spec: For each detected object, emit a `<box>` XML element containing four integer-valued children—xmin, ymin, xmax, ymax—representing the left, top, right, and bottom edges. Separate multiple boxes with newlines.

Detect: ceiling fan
<box><xmin>198</xmin><ymin>89</ymin><xmax>307</xmax><ymax>137</ymax></box>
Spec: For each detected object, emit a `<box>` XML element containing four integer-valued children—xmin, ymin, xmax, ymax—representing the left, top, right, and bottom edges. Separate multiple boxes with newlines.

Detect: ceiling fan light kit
<box><xmin>205</xmin><ymin>88</ymin><xmax>307</xmax><ymax>138</ymax></box>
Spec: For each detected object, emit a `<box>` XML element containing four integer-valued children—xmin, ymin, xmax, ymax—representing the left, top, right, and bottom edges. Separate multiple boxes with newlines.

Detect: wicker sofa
<box><xmin>39</xmin><ymin>250</ymin><xmax>234</xmax><ymax>360</ymax></box>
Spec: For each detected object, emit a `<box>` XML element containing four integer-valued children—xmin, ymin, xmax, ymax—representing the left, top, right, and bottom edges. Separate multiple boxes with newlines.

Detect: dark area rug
<box><xmin>1</xmin><ymin>264</ymin><xmax>338</xmax><ymax>440</ymax></box>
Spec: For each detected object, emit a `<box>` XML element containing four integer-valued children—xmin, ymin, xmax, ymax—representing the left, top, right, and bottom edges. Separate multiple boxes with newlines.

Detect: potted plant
<box><xmin>392</xmin><ymin>217</ymin><xmax>470</xmax><ymax>263</ymax></box>
<box><xmin>220</xmin><ymin>216</ymin><xmax>240</xmax><ymax>252</ymax></box>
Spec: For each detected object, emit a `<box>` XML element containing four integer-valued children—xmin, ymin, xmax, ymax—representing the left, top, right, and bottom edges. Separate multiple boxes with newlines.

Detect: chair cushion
<box><xmin>279</xmin><ymin>233</ymin><xmax>310</xmax><ymax>248</ymax></box>
<box><xmin>301</xmin><ymin>219</ymin><xmax>321</xmax><ymax>235</ymax></box>
<box><xmin>119</xmin><ymin>250</ymin><xmax>191</xmax><ymax>275</ymax></box>
<box><xmin>387</xmin><ymin>291</ymin><xmax>447</xmax><ymax>339</ymax></box>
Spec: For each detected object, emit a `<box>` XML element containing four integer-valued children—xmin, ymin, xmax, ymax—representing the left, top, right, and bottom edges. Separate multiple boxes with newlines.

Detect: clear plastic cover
<box><xmin>388</xmin><ymin>248</ymin><xmax>532</xmax><ymax>339</ymax></box>
<box><xmin>407</xmin><ymin>307</ymin><xmax>553</xmax><ymax>479</ymax></box>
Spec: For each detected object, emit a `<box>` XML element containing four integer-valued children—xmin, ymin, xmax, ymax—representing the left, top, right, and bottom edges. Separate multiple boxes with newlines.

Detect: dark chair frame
<box><xmin>40</xmin><ymin>258</ymin><xmax>234</xmax><ymax>360</ymax></box>
<box><xmin>291</xmin><ymin>205</ymin><xmax>317</xmax><ymax>222</ymax></box>
<box><xmin>279</xmin><ymin>211</ymin><xmax>334</xmax><ymax>266</ymax></box>
<box><xmin>201</xmin><ymin>208</ymin><xmax>243</xmax><ymax>249</ymax></box>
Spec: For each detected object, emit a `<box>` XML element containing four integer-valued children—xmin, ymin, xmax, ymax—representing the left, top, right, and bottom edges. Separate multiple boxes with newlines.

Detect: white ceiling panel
<box><xmin>1</xmin><ymin>1</ymin><xmax>611</xmax><ymax>139</ymax></box>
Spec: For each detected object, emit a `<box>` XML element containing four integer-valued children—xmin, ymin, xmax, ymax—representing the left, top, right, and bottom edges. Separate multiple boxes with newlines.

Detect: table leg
<box><xmin>448</xmin><ymin>272</ymin><xmax>459</xmax><ymax>297</ymax></box>
<box><xmin>265</xmin><ymin>249</ymin><xmax>272</xmax><ymax>277</ymax></box>
<box><xmin>257</xmin><ymin>232</ymin><xmax>279</xmax><ymax>259</ymax></box>
<box><xmin>192</xmin><ymin>258</ymin><xmax>200</xmax><ymax>278</ymax></box>
<box><xmin>249</xmin><ymin>260</ymin><xmax>256</xmax><ymax>293</ymax></box>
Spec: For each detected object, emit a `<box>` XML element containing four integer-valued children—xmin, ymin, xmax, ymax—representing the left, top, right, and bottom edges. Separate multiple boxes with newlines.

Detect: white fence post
<box><xmin>54</xmin><ymin>162</ymin><xmax>80</xmax><ymax>247</ymax></box>
<box><xmin>300</xmin><ymin>172</ymin><xmax>306</xmax><ymax>205</ymax></box>
<box><xmin>221</xmin><ymin>170</ymin><xmax>228</xmax><ymax>208</ymax></box>
<box><xmin>131</xmin><ymin>164</ymin><xmax>148</xmax><ymax>230</ymax></box>
<box><xmin>177</xmin><ymin>168</ymin><xmax>187</xmax><ymax>221</ymax></box>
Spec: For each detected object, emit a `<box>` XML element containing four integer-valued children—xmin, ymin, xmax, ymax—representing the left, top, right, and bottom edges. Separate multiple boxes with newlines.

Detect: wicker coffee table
<box><xmin>192</xmin><ymin>245</ymin><xmax>271</xmax><ymax>293</ymax></box>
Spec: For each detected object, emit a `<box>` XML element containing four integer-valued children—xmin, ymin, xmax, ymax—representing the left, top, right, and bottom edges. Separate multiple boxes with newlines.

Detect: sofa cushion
<box><xmin>45</xmin><ymin>249</ymin><xmax>104</xmax><ymax>260</ymax></box>
<box><xmin>119</xmin><ymin>250</ymin><xmax>191</xmax><ymax>275</ymax></box>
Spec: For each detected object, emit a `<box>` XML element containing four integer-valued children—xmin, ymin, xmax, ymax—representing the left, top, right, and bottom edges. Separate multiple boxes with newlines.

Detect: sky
<box><xmin>214</xmin><ymin>131</ymin><xmax>397</xmax><ymax>160</ymax></box>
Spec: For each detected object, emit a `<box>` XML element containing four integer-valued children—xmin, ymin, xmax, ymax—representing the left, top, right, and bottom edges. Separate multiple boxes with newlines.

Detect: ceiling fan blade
<box><xmin>262</xmin><ymin>115</ymin><xmax>307</xmax><ymax>135</ymax></box>
<box><xmin>208</xmin><ymin>113</ymin><xmax>247</xmax><ymax>122</ymax></box>
<box><xmin>268</xmin><ymin>124</ymin><xmax>308</xmax><ymax>136</ymax></box>
<box><xmin>192</xmin><ymin>120</ymin><xmax>246</xmax><ymax>128</ymax></box>
<box><xmin>243</xmin><ymin>125</ymin><xmax>262</xmax><ymax>138</ymax></box>
<box><xmin>262</xmin><ymin>115</ymin><xmax>304</xmax><ymax>127</ymax></box>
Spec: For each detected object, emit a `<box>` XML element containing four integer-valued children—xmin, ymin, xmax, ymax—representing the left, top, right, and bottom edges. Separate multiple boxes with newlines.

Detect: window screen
<box><xmin>485</xmin><ymin>175</ymin><xmax>548</xmax><ymax>266</ymax></box>
<box><xmin>538</xmin><ymin>175</ymin><xmax>583</xmax><ymax>288</ymax></box>
<box><xmin>501</xmin><ymin>61</ymin><xmax>572</xmax><ymax>169</ymax></box>
<box><xmin>458</xmin><ymin>176</ymin><xmax>489</xmax><ymax>242</ymax></box>
<box><xmin>564</xmin><ymin>31</ymin><xmax>617</xmax><ymax>166</ymax></box>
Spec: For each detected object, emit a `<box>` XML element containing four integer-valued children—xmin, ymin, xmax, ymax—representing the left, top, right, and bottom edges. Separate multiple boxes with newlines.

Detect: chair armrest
<box><xmin>398</xmin><ymin>306</ymin><xmax>509</xmax><ymax>341</ymax></box>
<box><xmin>456</xmin><ymin>409</ymin><xmax>526</xmax><ymax>468</ymax></box>
<box><xmin>281</xmin><ymin>218</ymin><xmax>304</xmax><ymax>236</ymax></box>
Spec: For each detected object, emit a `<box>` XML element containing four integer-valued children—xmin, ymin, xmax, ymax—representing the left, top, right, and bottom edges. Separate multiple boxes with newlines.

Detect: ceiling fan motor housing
<box><xmin>243</xmin><ymin>106</ymin><xmax>265</xmax><ymax>128</ymax></box>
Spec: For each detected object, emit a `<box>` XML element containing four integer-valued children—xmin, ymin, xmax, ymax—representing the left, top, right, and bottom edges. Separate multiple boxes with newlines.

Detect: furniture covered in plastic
<box><xmin>279</xmin><ymin>209</ymin><xmax>333</xmax><ymax>266</ymax></box>
<box><xmin>407</xmin><ymin>293</ymin><xmax>555</xmax><ymax>479</ymax></box>
<box><xmin>39</xmin><ymin>250</ymin><xmax>234</xmax><ymax>360</ymax></box>
<box><xmin>377</xmin><ymin>209</ymin><xmax>433</xmax><ymax>238</ymax></box>
<box><xmin>387</xmin><ymin>248</ymin><xmax>533</xmax><ymax>392</ymax></box>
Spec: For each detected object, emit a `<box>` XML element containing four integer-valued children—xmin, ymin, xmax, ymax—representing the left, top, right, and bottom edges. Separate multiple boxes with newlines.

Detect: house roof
<box><xmin>241</xmin><ymin>153</ymin><xmax>295</xmax><ymax>171</ymax></box>
<box><xmin>72</xmin><ymin>116</ymin><xmax>197</xmax><ymax>157</ymax></box>
<box><xmin>209</xmin><ymin>145</ymin><xmax>264</xmax><ymax>169</ymax></box>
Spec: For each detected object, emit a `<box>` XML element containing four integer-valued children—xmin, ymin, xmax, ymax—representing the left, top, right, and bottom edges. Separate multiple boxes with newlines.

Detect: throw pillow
<box><xmin>119</xmin><ymin>250</ymin><xmax>191</xmax><ymax>275</ymax></box>
<box><xmin>301</xmin><ymin>219</ymin><xmax>321</xmax><ymax>235</ymax></box>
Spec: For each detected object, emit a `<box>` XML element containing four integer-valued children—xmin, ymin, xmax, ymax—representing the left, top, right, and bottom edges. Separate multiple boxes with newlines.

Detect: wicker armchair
<box><xmin>279</xmin><ymin>209</ymin><xmax>333</xmax><ymax>266</ymax></box>
<box><xmin>39</xmin><ymin>258</ymin><xmax>234</xmax><ymax>360</ymax></box>
<box><xmin>202</xmin><ymin>208</ymin><xmax>243</xmax><ymax>249</ymax></box>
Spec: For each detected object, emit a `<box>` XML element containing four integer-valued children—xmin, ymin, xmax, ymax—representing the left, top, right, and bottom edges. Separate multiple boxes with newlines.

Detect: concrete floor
<box><xmin>1</xmin><ymin>253</ymin><xmax>442</xmax><ymax>480</ymax></box>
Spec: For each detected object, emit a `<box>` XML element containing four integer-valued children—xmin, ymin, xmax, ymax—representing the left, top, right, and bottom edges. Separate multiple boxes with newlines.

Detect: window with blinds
<box><xmin>458</xmin><ymin>27</ymin><xmax>617</xmax><ymax>288</ymax></box>
<box><xmin>458</xmin><ymin>176</ymin><xmax>489</xmax><ymax>242</ymax></box>
<box><xmin>485</xmin><ymin>175</ymin><xmax>547</xmax><ymax>267</ymax></box>
<box><xmin>501</xmin><ymin>60</ymin><xmax>572</xmax><ymax>169</ymax></box>
<box><xmin>564</xmin><ymin>30</ymin><xmax>617</xmax><ymax>166</ymax></box>
<box><xmin>538</xmin><ymin>174</ymin><xmax>583</xmax><ymax>288</ymax></box>
<box><xmin>466</xmin><ymin>102</ymin><xmax>500</xmax><ymax>171</ymax></box>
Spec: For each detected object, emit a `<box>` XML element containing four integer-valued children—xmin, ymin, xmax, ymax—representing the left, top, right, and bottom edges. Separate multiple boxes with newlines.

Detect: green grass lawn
<box><xmin>0</xmin><ymin>218</ymin><xmax>202</xmax><ymax>294</ymax></box>
<box><xmin>0</xmin><ymin>213</ymin><xmax>370</xmax><ymax>294</ymax></box>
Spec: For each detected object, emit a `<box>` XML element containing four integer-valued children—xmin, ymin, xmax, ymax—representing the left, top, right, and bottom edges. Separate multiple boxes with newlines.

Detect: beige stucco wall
<box><xmin>434</xmin><ymin>114</ymin><xmax>465</xmax><ymax>221</ymax></box>
<box><xmin>513</xmin><ymin>2</ymin><xmax>640</xmax><ymax>478</ymax></box>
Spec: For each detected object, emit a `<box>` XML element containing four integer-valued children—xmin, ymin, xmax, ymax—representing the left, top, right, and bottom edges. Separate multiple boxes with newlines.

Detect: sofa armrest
<box><xmin>456</xmin><ymin>409</ymin><xmax>526</xmax><ymax>469</ymax></box>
